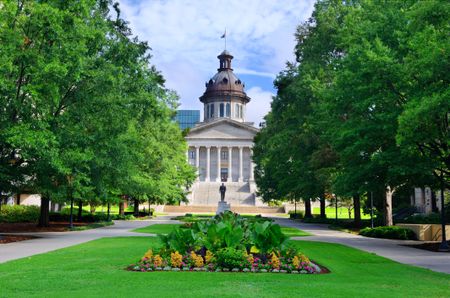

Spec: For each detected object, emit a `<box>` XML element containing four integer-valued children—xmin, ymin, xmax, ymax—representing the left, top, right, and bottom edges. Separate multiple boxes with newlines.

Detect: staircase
<box><xmin>189</xmin><ymin>182</ymin><xmax>256</xmax><ymax>206</ymax></box>
<box><xmin>163</xmin><ymin>205</ymin><xmax>285</xmax><ymax>214</ymax></box>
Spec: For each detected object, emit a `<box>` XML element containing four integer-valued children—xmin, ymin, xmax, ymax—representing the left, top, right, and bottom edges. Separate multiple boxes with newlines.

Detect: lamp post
<box><xmin>67</xmin><ymin>175</ymin><xmax>74</xmax><ymax>229</ymax></box>
<box><xmin>438</xmin><ymin>171</ymin><xmax>449</xmax><ymax>252</ymax></box>
<box><xmin>370</xmin><ymin>191</ymin><xmax>374</xmax><ymax>228</ymax></box>
<box><xmin>335</xmin><ymin>194</ymin><xmax>338</xmax><ymax>224</ymax></box>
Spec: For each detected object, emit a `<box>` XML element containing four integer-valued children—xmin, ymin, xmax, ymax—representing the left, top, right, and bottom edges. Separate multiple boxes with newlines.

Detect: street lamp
<box><xmin>438</xmin><ymin>171</ymin><xmax>449</xmax><ymax>252</ymax></box>
<box><xmin>370</xmin><ymin>191</ymin><xmax>374</xmax><ymax>228</ymax></box>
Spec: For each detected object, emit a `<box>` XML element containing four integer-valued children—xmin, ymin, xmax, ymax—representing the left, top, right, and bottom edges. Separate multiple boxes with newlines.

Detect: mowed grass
<box><xmin>133</xmin><ymin>223</ymin><xmax>182</xmax><ymax>234</ymax></box>
<box><xmin>0</xmin><ymin>237</ymin><xmax>448</xmax><ymax>298</ymax></box>
<box><xmin>133</xmin><ymin>224</ymin><xmax>311</xmax><ymax>237</ymax></box>
<box><xmin>312</xmin><ymin>207</ymin><xmax>371</xmax><ymax>219</ymax></box>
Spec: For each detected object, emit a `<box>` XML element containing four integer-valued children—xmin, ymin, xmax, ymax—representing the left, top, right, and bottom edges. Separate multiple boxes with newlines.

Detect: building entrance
<box><xmin>220</xmin><ymin>168</ymin><xmax>228</xmax><ymax>182</ymax></box>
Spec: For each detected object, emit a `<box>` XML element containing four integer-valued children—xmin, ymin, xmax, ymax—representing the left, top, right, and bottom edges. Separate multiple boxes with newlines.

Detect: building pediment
<box><xmin>186</xmin><ymin>118</ymin><xmax>258</xmax><ymax>140</ymax></box>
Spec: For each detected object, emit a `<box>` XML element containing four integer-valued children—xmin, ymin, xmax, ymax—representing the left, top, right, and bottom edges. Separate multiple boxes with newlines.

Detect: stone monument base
<box><xmin>216</xmin><ymin>201</ymin><xmax>231</xmax><ymax>214</ymax></box>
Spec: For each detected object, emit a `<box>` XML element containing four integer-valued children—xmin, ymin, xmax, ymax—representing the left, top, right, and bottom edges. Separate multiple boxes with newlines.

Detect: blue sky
<box><xmin>118</xmin><ymin>0</ymin><xmax>316</xmax><ymax>125</ymax></box>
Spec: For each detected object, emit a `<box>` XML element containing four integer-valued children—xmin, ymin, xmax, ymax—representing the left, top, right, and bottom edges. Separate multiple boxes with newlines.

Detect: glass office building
<box><xmin>174</xmin><ymin>110</ymin><xmax>200</xmax><ymax>130</ymax></box>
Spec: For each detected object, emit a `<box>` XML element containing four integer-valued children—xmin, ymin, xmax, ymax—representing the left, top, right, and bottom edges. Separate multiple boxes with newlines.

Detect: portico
<box><xmin>188</xmin><ymin>145</ymin><xmax>255</xmax><ymax>183</ymax></box>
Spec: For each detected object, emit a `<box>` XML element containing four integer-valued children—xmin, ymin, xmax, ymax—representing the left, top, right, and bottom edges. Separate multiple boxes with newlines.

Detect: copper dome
<box><xmin>200</xmin><ymin>51</ymin><xmax>250</xmax><ymax>104</ymax></box>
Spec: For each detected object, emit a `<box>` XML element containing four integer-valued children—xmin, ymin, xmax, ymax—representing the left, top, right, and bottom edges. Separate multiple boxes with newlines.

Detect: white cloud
<box><xmin>117</xmin><ymin>0</ymin><xmax>315</xmax><ymax>124</ymax></box>
<box><xmin>245</xmin><ymin>87</ymin><xmax>274</xmax><ymax>126</ymax></box>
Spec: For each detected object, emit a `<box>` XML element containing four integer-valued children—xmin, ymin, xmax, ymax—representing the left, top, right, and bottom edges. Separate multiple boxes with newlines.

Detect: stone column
<box><xmin>238</xmin><ymin>146</ymin><xmax>243</xmax><ymax>182</ymax></box>
<box><xmin>228</xmin><ymin>147</ymin><xmax>232</xmax><ymax>182</ymax></box>
<box><xmin>216</xmin><ymin>146</ymin><xmax>221</xmax><ymax>182</ymax></box>
<box><xmin>249</xmin><ymin>148</ymin><xmax>254</xmax><ymax>181</ymax></box>
<box><xmin>206</xmin><ymin>146</ymin><xmax>210</xmax><ymax>182</ymax></box>
<box><xmin>195</xmin><ymin>146</ymin><xmax>200</xmax><ymax>181</ymax></box>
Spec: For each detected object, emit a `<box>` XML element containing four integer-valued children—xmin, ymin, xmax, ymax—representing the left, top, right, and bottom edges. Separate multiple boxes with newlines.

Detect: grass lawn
<box><xmin>133</xmin><ymin>224</ymin><xmax>311</xmax><ymax>237</ymax></box>
<box><xmin>133</xmin><ymin>224</ymin><xmax>182</xmax><ymax>234</ymax></box>
<box><xmin>0</xmin><ymin>237</ymin><xmax>448</xmax><ymax>297</ymax></box>
<box><xmin>312</xmin><ymin>207</ymin><xmax>371</xmax><ymax>219</ymax></box>
<box><xmin>280</xmin><ymin>226</ymin><xmax>312</xmax><ymax>237</ymax></box>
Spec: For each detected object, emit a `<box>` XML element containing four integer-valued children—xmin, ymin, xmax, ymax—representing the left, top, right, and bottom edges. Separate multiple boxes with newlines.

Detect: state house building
<box><xmin>185</xmin><ymin>50</ymin><xmax>262</xmax><ymax>206</ymax></box>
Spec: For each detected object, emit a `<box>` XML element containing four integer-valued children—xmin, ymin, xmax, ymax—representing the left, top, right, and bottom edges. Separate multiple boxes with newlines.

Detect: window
<box><xmin>206</xmin><ymin>105</ymin><xmax>210</xmax><ymax>119</ymax></box>
<box><xmin>220</xmin><ymin>103</ymin><xmax>224</xmax><ymax>117</ymax></box>
<box><xmin>226</xmin><ymin>103</ymin><xmax>231</xmax><ymax>117</ymax></box>
<box><xmin>210</xmin><ymin>104</ymin><xmax>215</xmax><ymax>118</ymax></box>
<box><xmin>221</xmin><ymin>150</ymin><xmax>228</xmax><ymax>160</ymax></box>
<box><xmin>235</xmin><ymin>103</ymin><xmax>239</xmax><ymax>118</ymax></box>
<box><xmin>189</xmin><ymin>151</ymin><xmax>195</xmax><ymax>159</ymax></box>
<box><xmin>240</xmin><ymin>105</ymin><xmax>243</xmax><ymax>118</ymax></box>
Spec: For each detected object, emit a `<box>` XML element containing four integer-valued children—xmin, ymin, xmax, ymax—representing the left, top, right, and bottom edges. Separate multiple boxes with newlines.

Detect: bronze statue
<box><xmin>219</xmin><ymin>183</ymin><xmax>226</xmax><ymax>202</ymax></box>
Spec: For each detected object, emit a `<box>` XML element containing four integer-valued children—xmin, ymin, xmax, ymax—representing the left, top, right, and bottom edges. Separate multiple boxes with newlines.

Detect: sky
<box><xmin>117</xmin><ymin>0</ymin><xmax>316</xmax><ymax>125</ymax></box>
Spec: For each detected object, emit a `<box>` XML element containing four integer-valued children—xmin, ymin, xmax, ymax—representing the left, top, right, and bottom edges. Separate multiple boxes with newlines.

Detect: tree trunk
<box><xmin>119</xmin><ymin>201</ymin><xmax>124</xmax><ymax>216</ymax></box>
<box><xmin>133</xmin><ymin>198</ymin><xmax>139</xmax><ymax>217</ymax></box>
<box><xmin>384</xmin><ymin>186</ymin><xmax>394</xmax><ymax>226</ymax></box>
<box><xmin>353</xmin><ymin>194</ymin><xmax>361</xmax><ymax>228</ymax></box>
<box><xmin>77</xmin><ymin>200</ymin><xmax>83</xmax><ymax>222</ymax></box>
<box><xmin>16</xmin><ymin>193</ymin><xmax>21</xmax><ymax>205</ymax></box>
<box><xmin>38</xmin><ymin>196</ymin><xmax>50</xmax><ymax>227</ymax></box>
<box><xmin>320</xmin><ymin>195</ymin><xmax>326</xmax><ymax>219</ymax></box>
<box><xmin>304</xmin><ymin>198</ymin><xmax>312</xmax><ymax>218</ymax></box>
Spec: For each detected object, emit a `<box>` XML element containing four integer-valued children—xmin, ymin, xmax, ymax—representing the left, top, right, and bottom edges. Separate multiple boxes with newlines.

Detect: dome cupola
<box><xmin>200</xmin><ymin>51</ymin><xmax>250</xmax><ymax>123</ymax></box>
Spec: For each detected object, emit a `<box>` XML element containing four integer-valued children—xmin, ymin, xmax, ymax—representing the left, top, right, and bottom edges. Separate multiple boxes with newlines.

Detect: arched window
<box><xmin>210</xmin><ymin>103</ymin><xmax>215</xmax><ymax>118</ymax></box>
<box><xmin>235</xmin><ymin>103</ymin><xmax>239</xmax><ymax>118</ymax></box>
<box><xmin>220</xmin><ymin>103</ymin><xmax>224</xmax><ymax>117</ymax></box>
<box><xmin>226</xmin><ymin>103</ymin><xmax>231</xmax><ymax>117</ymax></box>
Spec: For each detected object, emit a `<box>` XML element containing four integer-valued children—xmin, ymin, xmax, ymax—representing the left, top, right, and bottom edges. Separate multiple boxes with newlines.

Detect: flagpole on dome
<box><xmin>221</xmin><ymin>28</ymin><xmax>227</xmax><ymax>50</ymax></box>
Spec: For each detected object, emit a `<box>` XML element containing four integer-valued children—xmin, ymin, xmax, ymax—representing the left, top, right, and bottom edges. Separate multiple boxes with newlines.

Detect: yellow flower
<box><xmin>271</xmin><ymin>253</ymin><xmax>280</xmax><ymax>269</ymax></box>
<box><xmin>246</xmin><ymin>253</ymin><xmax>254</xmax><ymax>264</ymax></box>
<box><xmin>300</xmin><ymin>254</ymin><xmax>310</xmax><ymax>263</ymax></box>
<box><xmin>250</xmin><ymin>246</ymin><xmax>260</xmax><ymax>253</ymax></box>
<box><xmin>292</xmin><ymin>256</ymin><xmax>300</xmax><ymax>268</ymax></box>
<box><xmin>142</xmin><ymin>249</ymin><xmax>153</xmax><ymax>261</ymax></box>
<box><xmin>190</xmin><ymin>251</ymin><xmax>204</xmax><ymax>267</ymax></box>
<box><xmin>153</xmin><ymin>254</ymin><xmax>163</xmax><ymax>267</ymax></box>
<box><xmin>205</xmin><ymin>250</ymin><xmax>214</xmax><ymax>263</ymax></box>
<box><xmin>170</xmin><ymin>251</ymin><xmax>183</xmax><ymax>268</ymax></box>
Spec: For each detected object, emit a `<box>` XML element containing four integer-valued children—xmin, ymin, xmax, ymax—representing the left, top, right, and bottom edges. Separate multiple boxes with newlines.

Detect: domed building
<box><xmin>185</xmin><ymin>50</ymin><xmax>262</xmax><ymax>206</ymax></box>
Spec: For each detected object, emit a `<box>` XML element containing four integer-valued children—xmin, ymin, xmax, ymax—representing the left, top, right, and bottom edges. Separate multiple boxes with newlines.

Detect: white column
<box><xmin>228</xmin><ymin>147</ymin><xmax>232</xmax><ymax>182</ymax></box>
<box><xmin>195</xmin><ymin>146</ymin><xmax>200</xmax><ymax>181</ymax></box>
<box><xmin>206</xmin><ymin>146</ymin><xmax>210</xmax><ymax>182</ymax></box>
<box><xmin>238</xmin><ymin>146</ymin><xmax>243</xmax><ymax>182</ymax></box>
<box><xmin>249</xmin><ymin>148</ymin><xmax>254</xmax><ymax>181</ymax></box>
<box><xmin>216</xmin><ymin>146</ymin><xmax>221</xmax><ymax>182</ymax></box>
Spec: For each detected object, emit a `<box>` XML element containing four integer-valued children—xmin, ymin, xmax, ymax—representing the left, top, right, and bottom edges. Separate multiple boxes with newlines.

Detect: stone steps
<box><xmin>163</xmin><ymin>205</ymin><xmax>285</xmax><ymax>214</ymax></box>
<box><xmin>189</xmin><ymin>182</ymin><xmax>255</xmax><ymax>205</ymax></box>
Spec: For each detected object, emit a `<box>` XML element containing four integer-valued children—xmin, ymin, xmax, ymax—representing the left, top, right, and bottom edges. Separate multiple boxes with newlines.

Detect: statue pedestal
<box><xmin>216</xmin><ymin>201</ymin><xmax>231</xmax><ymax>214</ymax></box>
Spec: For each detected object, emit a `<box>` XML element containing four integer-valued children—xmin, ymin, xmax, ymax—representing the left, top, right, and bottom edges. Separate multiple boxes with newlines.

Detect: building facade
<box><xmin>174</xmin><ymin>110</ymin><xmax>200</xmax><ymax>130</ymax></box>
<box><xmin>185</xmin><ymin>50</ymin><xmax>262</xmax><ymax>206</ymax></box>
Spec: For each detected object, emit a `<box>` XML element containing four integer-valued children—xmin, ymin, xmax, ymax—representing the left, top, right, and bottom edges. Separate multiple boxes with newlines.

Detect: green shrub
<box><xmin>0</xmin><ymin>205</ymin><xmax>40</xmax><ymax>223</ymax></box>
<box><xmin>359</xmin><ymin>226</ymin><xmax>416</xmax><ymax>240</ymax></box>
<box><xmin>215</xmin><ymin>247</ymin><xmax>250</xmax><ymax>269</ymax></box>
<box><xmin>289</xmin><ymin>210</ymin><xmax>304</xmax><ymax>219</ymax></box>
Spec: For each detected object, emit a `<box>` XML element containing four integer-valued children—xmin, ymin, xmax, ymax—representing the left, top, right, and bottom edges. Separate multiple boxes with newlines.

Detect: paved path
<box><xmin>0</xmin><ymin>216</ymin><xmax>179</xmax><ymax>264</ymax></box>
<box><xmin>273</xmin><ymin>217</ymin><xmax>450</xmax><ymax>274</ymax></box>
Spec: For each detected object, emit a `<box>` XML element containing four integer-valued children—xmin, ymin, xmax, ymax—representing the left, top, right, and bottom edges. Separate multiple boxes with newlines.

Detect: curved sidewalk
<box><xmin>0</xmin><ymin>216</ymin><xmax>177</xmax><ymax>264</ymax></box>
<box><xmin>274</xmin><ymin>217</ymin><xmax>450</xmax><ymax>274</ymax></box>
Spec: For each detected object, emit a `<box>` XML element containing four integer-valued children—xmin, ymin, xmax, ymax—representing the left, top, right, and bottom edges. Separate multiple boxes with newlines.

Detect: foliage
<box><xmin>359</xmin><ymin>226</ymin><xmax>416</xmax><ymax>240</ymax></box>
<box><xmin>131</xmin><ymin>211</ymin><xmax>316</xmax><ymax>273</ymax></box>
<box><xmin>0</xmin><ymin>0</ymin><xmax>195</xmax><ymax>227</ymax></box>
<box><xmin>215</xmin><ymin>247</ymin><xmax>250</xmax><ymax>270</ymax></box>
<box><xmin>0</xmin><ymin>205</ymin><xmax>40</xmax><ymax>223</ymax></box>
<box><xmin>252</xmin><ymin>0</ymin><xmax>449</xmax><ymax>228</ymax></box>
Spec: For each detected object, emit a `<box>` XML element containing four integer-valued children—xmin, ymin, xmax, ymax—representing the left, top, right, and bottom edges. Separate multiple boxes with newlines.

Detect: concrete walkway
<box><xmin>274</xmin><ymin>217</ymin><xmax>450</xmax><ymax>274</ymax></box>
<box><xmin>0</xmin><ymin>216</ymin><xmax>178</xmax><ymax>264</ymax></box>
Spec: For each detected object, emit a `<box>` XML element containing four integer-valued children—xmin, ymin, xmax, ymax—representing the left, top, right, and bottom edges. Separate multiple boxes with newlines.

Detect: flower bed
<box><xmin>127</xmin><ymin>211</ymin><xmax>323</xmax><ymax>274</ymax></box>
